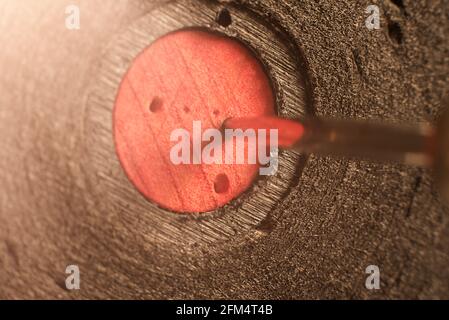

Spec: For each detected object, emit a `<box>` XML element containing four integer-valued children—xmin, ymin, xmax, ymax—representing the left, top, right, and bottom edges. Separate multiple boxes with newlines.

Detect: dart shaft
<box><xmin>224</xmin><ymin>116</ymin><xmax>435</xmax><ymax>166</ymax></box>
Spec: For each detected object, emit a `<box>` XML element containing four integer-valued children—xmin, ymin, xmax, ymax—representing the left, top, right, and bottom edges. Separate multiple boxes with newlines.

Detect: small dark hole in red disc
<box><xmin>149</xmin><ymin>97</ymin><xmax>163</xmax><ymax>113</ymax></box>
<box><xmin>214</xmin><ymin>173</ymin><xmax>230</xmax><ymax>194</ymax></box>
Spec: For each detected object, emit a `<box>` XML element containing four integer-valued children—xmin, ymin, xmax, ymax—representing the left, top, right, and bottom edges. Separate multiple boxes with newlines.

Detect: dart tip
<box><xmin>223</xmin><ymin>116</ymin><xmax>305</xmax><ymax>148</ymax></box>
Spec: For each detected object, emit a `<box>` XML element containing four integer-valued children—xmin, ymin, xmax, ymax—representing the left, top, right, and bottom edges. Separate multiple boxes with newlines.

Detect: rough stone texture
<box><xmin>0</xmin><ymin>0</ymin><xmax>448</xmax><ymax>299</ymax></box>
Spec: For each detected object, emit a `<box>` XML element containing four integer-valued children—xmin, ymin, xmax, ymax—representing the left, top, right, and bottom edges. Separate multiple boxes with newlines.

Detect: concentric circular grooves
<box><xmin>83</xmin><ymin>0</ymin><xmax>310</xmax><ymax>247</ymax></box>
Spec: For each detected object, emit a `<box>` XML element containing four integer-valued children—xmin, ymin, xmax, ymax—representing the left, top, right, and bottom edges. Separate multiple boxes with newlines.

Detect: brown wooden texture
<box><xmin>0</xmin><ymin>0</ymin><xmax>448</xmax><ymax>299</ymax></box>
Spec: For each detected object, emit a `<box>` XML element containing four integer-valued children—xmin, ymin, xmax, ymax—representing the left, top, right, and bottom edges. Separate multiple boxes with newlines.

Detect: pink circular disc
<box><xmin>113</xmin><ymin>29</ymin><xmax>275</xmax><ymax>213</ymax></box>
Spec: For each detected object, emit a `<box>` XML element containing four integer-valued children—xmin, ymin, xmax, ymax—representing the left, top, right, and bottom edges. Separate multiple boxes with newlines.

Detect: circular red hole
<box><xmin>113</xmin><ymin>29</ymin><xmax>275</xmax><ymax>213</ymax></box>
<box><xmin>149</xmin><ymin>97</ymin><xmax>163</xmax><ymax>112</ymax></box>
<box><xmin>214</xmin><ymin>174</ymin><xmax>230</xmax><ymax>194</ymax></box>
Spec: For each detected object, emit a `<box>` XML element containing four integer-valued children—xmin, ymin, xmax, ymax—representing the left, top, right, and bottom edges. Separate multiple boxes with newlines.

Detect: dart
<box><xmin>224</xmin><ymin>109</ymin><xmax>449</xmax><ymax>200</ymax></box>
<box><xmin>223</xmin><ymin>116</ymin><xmax>435</xmax><ymax>166</ymax></box>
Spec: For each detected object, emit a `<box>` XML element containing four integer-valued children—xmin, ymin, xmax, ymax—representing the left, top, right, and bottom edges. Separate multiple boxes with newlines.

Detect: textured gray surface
<box><xmin>0</xmin><ymin>0</ymin><xmax>448</xmax><ymax>299</ymax></box>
